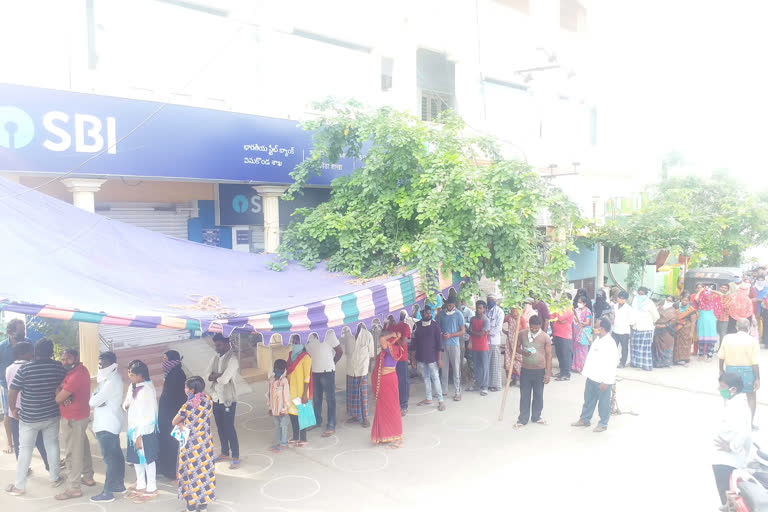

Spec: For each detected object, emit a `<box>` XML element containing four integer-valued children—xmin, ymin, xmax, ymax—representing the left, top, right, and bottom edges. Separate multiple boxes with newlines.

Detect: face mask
<box><xmin>577</xmin><ymin>304</ymin><xmax>584</xmax><ymax>309</ymax></box>
<box><xmin>719</xmin><ymin>388</ymin><xmax>733</xmax><ymax>400</ymax></box>
<box><xmin>97</xmin><ymin>363</ymin><xmax>117</xmax><ymax>383</ymax></box>
<box><xmin>63</xmin><ymin>363</ymin><xmax>76</xmax><ymax>371</ymax></box>
<box><xmin>291</xmin><ymin>344</ymin><xmax>304</xmax><ymax>357</ymax></box>
<box><xmin>186</xmin><ymin>390</ymin><xmax>195</xmax><ymax>399</ymax></box>
<box><xmin>274</xmin><ymin>369</ymin><xmax>284</xmax><ymax>378</ymax></box>
<box><xmin>663</xmin><ymin>302</ymin><xmax>674</xmax><ymax>310</ymax></box>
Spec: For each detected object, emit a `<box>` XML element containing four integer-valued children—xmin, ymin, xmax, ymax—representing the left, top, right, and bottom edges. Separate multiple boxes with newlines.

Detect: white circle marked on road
<box><xmin>303</xmin><ymin>434</ymin><xmax>340</xmax><ymax>451</ymax></box>
<box><xmin>442</xmin><ymin>415</ymin><xmax>490</xmax><ymax>432</ymax></box>
<box><xmin>399</xmin><ymin>432</ymin><xmax>441</xmax><ymax>451</ymax></box>
<box><xmin>50</xmin><ymin>503</ymin><xmax>106</xmax><ymax>512</ymax></box>
<box><xmin>228</xmin><ymin>452</ymin><xmax>274</xmax><ymax>476</ymax></box>
<box><xmin>331</xmin><ymin>449</ymin><xmax>389</xmax><ymax>473</ymax></box>
<box><xmin>235</xmin><ymin>401</ymin><xmax>254</xmax><ymax>417</ymax></box>
<box><xmin>244</xmin><ymin>417</ymin><xmax>275</xmax><ymax>433</ymax></box>
<box><xmin>260</xmin><ymin>475</ymin><xmax>321</xmax><ymax>502</ymax></box>
<box><xmin>403</xmin><ymin>406</ymin><xmax>438</xmax><ymax>417</ymax></box>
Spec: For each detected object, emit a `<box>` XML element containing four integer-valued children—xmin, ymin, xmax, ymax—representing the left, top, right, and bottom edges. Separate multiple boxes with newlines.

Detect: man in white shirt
<box><xmin>305</xmin><ymin>331</ymin><xmax>343</xmax><ymax>437</ymax></box>
<box><xmin>89</xmin><ymin>352</ymin><xmax>126</xmax><ymax>503</ymax></box>
<box><xmin>572</xmin><ymin>318</ymin><xmax>619</xmax><ymax>432</ymax></box>
<box><xmin>485</xmin><ymin>294</ymin><xmax>505</xmax><ymax>391</ymax></box>
<box><xmin>207</xmin><ymin>334</ymin><xmax>241</xmax><ymax>469</ymax></box>
<box><xmin>629</xmin><ymin>287</ymin><xmax>660</xmax><ymax>371</ymax></box>
<box><xmin>612</xmin><ymin>291</ymin><xmax>632</xmax><ymax>368</ymax></box>
<box><xmin>342</xmin><ymin>325</ymin><xmax>375</xmax><ymax>428</ymax></box>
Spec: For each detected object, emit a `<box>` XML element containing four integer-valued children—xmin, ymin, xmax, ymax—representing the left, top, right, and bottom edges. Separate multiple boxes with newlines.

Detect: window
<box><xmin>381</xmin><ymin>57</ymin><xmax>393</xmax><ymax>91</ymax></box>
<box><xmin>560</xmin><ymin>0</ymin><xmax>587</xmax><ymax>32</ymax></box>
<box><xmin>493</xmin><ymin>0</ymin><xmax>529</xmax><ymax>14</ymax></box>
<box><xmin>416</xmin><ymin>49</ymin><xmax>455</xmax><ymax>122</ymax></box>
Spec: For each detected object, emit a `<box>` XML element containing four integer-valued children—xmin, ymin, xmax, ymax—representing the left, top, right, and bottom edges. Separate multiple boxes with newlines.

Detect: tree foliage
<box><xmin>592</xmin><ymin>175</ymin><xmax>768</xmax><ymax>290</ymax></box>
<box><xmin>279</xmin><ymin>99</ymin><xmax>583</xmax><ymax>306</ymax></box>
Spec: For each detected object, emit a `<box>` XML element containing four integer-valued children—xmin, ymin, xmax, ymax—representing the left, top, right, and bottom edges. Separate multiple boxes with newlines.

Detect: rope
<box><xmin>169</xmin><ymin>294</ymin><xmax>235</xmax><ymax>314</ymax></box>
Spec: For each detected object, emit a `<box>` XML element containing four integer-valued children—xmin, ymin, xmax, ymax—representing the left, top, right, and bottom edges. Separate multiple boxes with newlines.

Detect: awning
<box><xmin>0</xmin><ymin>178</ymin><xmax>461</xmax><ymax>343</ymax></box>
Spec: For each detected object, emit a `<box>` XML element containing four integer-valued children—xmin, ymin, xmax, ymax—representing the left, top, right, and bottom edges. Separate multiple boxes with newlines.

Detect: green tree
<box><xmin>592</xmin><ymin>175</ymin><xmax>768</xmax><ymax>290</ymax></box>
<box><xmin>280</xmin><ymin>99</ymin><xmax>583</xmax><ymax>306</ymax></box>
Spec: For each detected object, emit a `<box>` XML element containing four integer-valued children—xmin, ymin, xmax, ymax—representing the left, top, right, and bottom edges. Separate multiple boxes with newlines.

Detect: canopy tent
<box><xmin>0</xmin><ymin>178</ymin><xmax>461</xmax><ymax>343</ymax></box>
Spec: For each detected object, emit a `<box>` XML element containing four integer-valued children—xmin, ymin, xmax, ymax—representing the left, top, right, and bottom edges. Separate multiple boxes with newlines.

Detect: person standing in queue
<box><xmin>89</xmin><ymin>352</ymin><xmax>126</xmax><ymax>503</ymax></box>
<box><xmin>157</xmin><ymin>350</ymin><xmax>186</xmax><ymax>481</ymax></box>
<box><xmin>206</xmin><ymin>335</ymin><xmax>241</xmax><ymax>470</ymax></box>
<box><xmin>286</xmin><ymin>335</ymin><xmax>312</xmax><ymax>447</ymax></box>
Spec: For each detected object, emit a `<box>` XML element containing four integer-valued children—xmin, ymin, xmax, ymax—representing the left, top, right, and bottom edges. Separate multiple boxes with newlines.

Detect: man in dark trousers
<box><xmin>514</xmin><ymin>315</ymin><xmax>552</xmax><ymax>428</ymax></box>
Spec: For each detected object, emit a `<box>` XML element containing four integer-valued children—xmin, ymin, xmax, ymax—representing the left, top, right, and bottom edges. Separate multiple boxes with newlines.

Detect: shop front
<box><xmin>0</xmin><ymin>82</ymin><xmax>355</xmax><ymax>251</ymax></box>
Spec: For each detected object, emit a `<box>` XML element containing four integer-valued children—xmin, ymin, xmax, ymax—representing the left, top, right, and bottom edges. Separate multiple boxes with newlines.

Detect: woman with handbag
<box><xmin>172</xmin><ymin>376</ymin><xmax>215</xmax><ymax>512</ymax></box>
<box><xmin>571</xmin><ymin>297</ymin><xmax>593</xmax><ymax>373</ymax></box>
<box><xmin>286</xmin><ymin>335</ymin><xmax>312</xmax><ymax>448</ymax></box>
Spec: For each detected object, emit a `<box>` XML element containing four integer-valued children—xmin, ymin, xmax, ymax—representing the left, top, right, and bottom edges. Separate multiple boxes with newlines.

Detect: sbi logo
<box><xmin>232</xmin><ymin>194</ymin><xmax>262</xmax><ymax>215</ymax></box>
<box><xmin>0</xmin><ymin>107</ymin><xmax>34</xmax><ymax>149</ymax></box>
<box><xmin>0</xmin><ymin>105</ymin><xmax>117</xmax><ymax>154</ymax></box>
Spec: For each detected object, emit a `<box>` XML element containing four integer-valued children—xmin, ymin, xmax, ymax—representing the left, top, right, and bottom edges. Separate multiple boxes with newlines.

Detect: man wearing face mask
<box><xmin>572</xmin><ymin>318</ymin><xmax>619</xmax><ymax>433</ymax></box>
<box><xmin>485</xmin><ymin>294</ymin><xmax>505</xmax><ymax>392</ymax></box>
<box><xmin>89</xmin><ymin>352</ymin><xmax>126</xmax><ymax>503</ymax></box>
<box><xmin>54</xmin><ymin>349</ymin><xmax>96</xmax><ymax>500</ymax></box>
<box><xmin>437</xmin><ymin>297</ymin><xmax>466</xmax><ymax>401</ymax></box>
<box><xmin>630</xmin><ymin>287</ymin><xmax>659</xmax><ymax>371</ymax></box>
<box><xmin>513</xmin><ymin>315</ymin><xmax>552</xmax><ymax>428</ymax></box>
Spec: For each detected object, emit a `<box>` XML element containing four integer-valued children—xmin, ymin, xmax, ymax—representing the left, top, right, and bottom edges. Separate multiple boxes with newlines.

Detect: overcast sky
<box><xmin>586</xmin><ymin>0</ymin><xmax>767</xmax><ymax>184</ymax></box>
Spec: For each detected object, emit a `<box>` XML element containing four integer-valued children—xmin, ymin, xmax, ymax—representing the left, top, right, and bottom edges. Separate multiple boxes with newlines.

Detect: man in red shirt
<box><xmin>55</xmin><ymin>349</ymin><xmax>95</xmax><ymax>500</ymax></box>
<box><xmin>550</xmin><ymin>306</ymin><xmax>575</xmax><ymax>381</ymax></box>
<box><xmin>392</xmin><ymin>312</ymin><xmax>412</xmax><ymax>416</ymax></box>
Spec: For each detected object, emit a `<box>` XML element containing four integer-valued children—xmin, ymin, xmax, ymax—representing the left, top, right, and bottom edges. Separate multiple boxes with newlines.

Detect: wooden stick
<box><xmin>498</xmin><ymin>309</ymin><xmax>522</xmax><ymax>421</ymax></box>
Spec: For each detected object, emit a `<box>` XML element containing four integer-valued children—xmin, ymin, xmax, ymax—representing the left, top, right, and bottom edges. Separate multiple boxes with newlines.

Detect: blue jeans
<box><xmin>95</xmin><ymin>431</ymin><xmax>126</xmax><ymax>495</ymax></box>
<box><xmin>580</xmin><ymin>378</ymin><xmax>611</xmax><ymax>426</ymax></box>
<box><xmin>16</xmin><ymin>417</ymin><xmax>61</xmax><ymax>490</ymax></box>
<box><xmin>312</xmin><ymin>371</ymin><xmax>336</xmax><ymax>431</ymax></box>
<box><xmin>418</xmin><ymin>362</ymin><xmax>443</xmax><ymax>402</ymax></box>
<box><xmin>273</xmin><ymin>415</ymin><xmax>290</xmax><ymax>446</ymax></box>
<box><xmin>396</xmin><ymin>361</ymin><xmax>410</xmax><ymax>410</ymax></box>
<box><xmin>472</xmin><ymin>350</ymin><xmax>489</xmax><ymax>390</ymax></box>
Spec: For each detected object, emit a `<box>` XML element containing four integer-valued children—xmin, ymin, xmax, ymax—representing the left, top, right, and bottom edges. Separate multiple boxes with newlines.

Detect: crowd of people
<box><xmin>1</xmin><ymin>270</ymin><xmax>766</xmax><ymax>509</ymax></box>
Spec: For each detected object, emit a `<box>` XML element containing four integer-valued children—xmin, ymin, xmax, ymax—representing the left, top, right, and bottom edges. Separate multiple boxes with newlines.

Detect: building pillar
<box><xmin>253</xmin><ymin>185</ymin><xmax>287</xmax><ymax>254</ymax></box>
<box><xmin>62</xmin><ymin>178</ymin><xmax>106</xmax><ymax>213</ymax></box>
<box><xmin>61</xmin><ymin>178</ymin><xmax>106</xmax><ymax>377</ymax></box>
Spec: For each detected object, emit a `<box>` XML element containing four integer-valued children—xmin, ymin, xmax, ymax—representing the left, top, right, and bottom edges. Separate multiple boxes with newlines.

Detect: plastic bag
<box><xmin>297</xmin><ymin>400</ymin><xmax>317</xmax><ymax>430</ymax></box>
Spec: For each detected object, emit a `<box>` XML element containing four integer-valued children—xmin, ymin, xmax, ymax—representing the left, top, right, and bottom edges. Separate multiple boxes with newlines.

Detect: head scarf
<box><xmin>731</xmin><ymin>283</ymin><xmax>754</xmax><ymax>319</ymax></box>
<box><xmin>162</xmin><ymin>350</ymin><xmax>182</xmax><ymax>379</ymax></box>
<box><xmin>697</xmin><ymin>288</ymin><xmax>724</xmax><ymax>317</ymax></box>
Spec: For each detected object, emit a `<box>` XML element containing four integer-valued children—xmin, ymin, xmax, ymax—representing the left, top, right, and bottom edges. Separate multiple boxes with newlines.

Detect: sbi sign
<box><xmin>0</xmin><ymin>105</ymin><xmax>117</xmax><ymax>154</ymax></box>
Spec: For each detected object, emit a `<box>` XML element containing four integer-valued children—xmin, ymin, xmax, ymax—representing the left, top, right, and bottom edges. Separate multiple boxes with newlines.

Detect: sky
<box><xmin>585</xmin><ymin>0</ymin><xmax>768</xmax><ymax>185</ymax></box>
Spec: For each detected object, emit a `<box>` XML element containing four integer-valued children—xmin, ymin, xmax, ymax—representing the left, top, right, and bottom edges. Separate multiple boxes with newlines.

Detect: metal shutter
<box><xmin>96</xmin><ymin>204</ymin><xmax>192</xmax><ymax>239</ymax></box>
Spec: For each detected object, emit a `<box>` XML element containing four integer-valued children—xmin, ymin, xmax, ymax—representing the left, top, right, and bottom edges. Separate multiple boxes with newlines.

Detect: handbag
<box><xmin>171</xmin><ymin>425</ymin><xmax>190</xmax><ymax>447</ymax></box>
<box><xmin>297</xmin><ymin>399</ymin><xmax>317</xmax><ymax>430</ymax></box>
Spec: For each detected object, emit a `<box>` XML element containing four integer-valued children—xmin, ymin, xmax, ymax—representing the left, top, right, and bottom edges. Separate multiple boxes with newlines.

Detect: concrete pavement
<box><xmin>0</xmin><ymin>354</ymin><xmax>760</xmax><ymax>512</ymax></box>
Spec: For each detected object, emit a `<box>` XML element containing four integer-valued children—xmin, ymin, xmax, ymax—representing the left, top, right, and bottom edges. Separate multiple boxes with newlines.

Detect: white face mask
<box><xmin>97</xmin><ymin>363</ymin><xmax>117</xmax><ymax>383</ymax></box>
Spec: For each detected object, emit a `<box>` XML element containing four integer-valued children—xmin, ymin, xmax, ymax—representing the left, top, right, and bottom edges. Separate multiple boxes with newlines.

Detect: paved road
<box><xmin>0</xmin><ymin>356</ymin><xmax>760</xmax><ymax>512</ymax></box>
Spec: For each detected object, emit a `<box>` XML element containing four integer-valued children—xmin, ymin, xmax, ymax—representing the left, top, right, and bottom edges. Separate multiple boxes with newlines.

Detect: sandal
<box><xmin>513</xmin><ymin>422</ymin><xmax>525</xmax><ymax>429</ymax></box>
<box><xmin>55</xmin><ymin>490</ymin><xmax>83</xmax><ymax>500</ymax></box>
<box><xmin>417</xmin><ymin>399</ymin><xmax>432</xmax><ymax>406</ymax></box>
<box><xmin>213</xmin><ymin>454</ymin><xmax>231</xmax><ymax>463</ymax></box>
<box><xmin>437</xmin><ymin>402</ymin><xmax>446</xmax><ymax>412</ymax></box>
<box><xmin>229</xmin><ymin>460</ymin><xmax>241</xmax><ymax>470</ymax></box>
<box><xmin>5</xmin><ymin>484</ymin><xmax>24</xmax><ymax>496</ymax></box>
<box><xmin>296</xmin><ymin>441</ymin><xmax>308</xmax><ymax>448</ymax></box>
<box><xmin>133</xmin><ymin>491</ymin><xmax>158</xmax><ymax>504</ymax></box>
<box><xmin>453</xmin><ymin>395</ymin><xmax>462</xmax><ymax>402</ymax></box>
<box><xmin>534</xmin><ymin>419</ymin><xmax>548</xmax><ymax>425</ymax></box>
<box><xmin>286</xmin><ymin>440</ymin><xmax>298</xmax><ymax>448</ymax></box>
<box><xmin>361</xmin><ymin>420</ymin><xmax>370</xmax><ymax>428</ymax></box>
<box><xmin>125</xmin><ymin>490</ymin><xmax>143</xmax><ymax>499</ymax></box>
<box><xmin>321</xmin><ymin>430</ymin><xmax>335</xmax><ymax>438</ymax></box>
<box><xmin>388</xmin><ymin>441</ymin><xmax>403</xmax><ymax>449</ymax></box>
<box><xmin>269</xmin><ymin>445</ymin><xmax>285</xmax><ymax>453</ymax></box>
<box><xmin>51</xmin><ymin>476</ymin><xmax>66</xmax><ymax>488</ymax></box>
<box><xmin>81</xmin><ymin>477</ymin><xmax>97</xmax><ymax>487</ymax></box>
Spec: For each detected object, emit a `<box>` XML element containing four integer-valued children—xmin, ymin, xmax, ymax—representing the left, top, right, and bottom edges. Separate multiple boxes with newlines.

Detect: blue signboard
<box><xmin>0</xmin><ymin>83</ymin><xmax>356</xmax><ymax>184</ymax></box>
<box><xmin>218</xmin><ymin>184</ymin><xmax>330</xmax><ymax>226</ymax></box>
